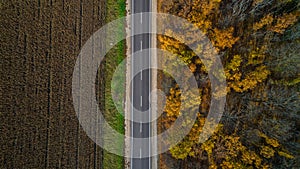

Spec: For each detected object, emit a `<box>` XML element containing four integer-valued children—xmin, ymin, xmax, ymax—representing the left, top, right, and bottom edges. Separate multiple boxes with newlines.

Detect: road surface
<box><xmin>130</xmin><ymin>0</ymin><xmax>152</xmax><ymax>168</ymax></box>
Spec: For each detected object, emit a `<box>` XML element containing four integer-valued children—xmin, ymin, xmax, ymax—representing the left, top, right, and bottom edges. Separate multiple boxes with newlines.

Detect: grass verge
<box><xmin>103</xmin><ymin>0</ymin><xmax>126</xmax><ymax>169</ymax></box>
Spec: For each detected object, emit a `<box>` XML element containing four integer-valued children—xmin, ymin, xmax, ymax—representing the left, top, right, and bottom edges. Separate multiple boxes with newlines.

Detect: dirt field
<box><xmin>1</xmin><ymin>1</ymin><xmax>107</xmax><ymax>168</ymax></box>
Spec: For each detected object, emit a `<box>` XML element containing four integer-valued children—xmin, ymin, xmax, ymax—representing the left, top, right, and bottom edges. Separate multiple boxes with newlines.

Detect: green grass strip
<box><xmin>103</xmin><ymin>0</ymin><xmax>126</xmax><ymax>169</ymax></box>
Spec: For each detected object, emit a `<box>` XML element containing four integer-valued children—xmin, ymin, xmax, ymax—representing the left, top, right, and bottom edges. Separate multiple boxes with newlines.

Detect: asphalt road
<box><xmin>131</xmin><ymin>0</ymin><xmax>152</xmax><ymax>168</ymax></box>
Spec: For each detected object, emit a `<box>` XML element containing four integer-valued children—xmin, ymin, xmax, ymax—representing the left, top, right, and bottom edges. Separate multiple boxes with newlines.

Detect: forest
<box><xmin>157</xmin><ymin>0</ymin><xmax>300</xmax><ymax>168</ymax></box>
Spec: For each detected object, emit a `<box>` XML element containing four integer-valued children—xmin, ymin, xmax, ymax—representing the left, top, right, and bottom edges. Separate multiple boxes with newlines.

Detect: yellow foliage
<box><xmin>187</xmin><ymin>0</ymin><xmax>221</xmax><ymax>33</ymax></box>
<box><xmin>257</xmin><ymin>131</ymin><xmax>294</xmax><ymax>160</ymax></box>
<box><xmin>157</xmin><ymin>0</ymin><xmax>298</xmax><ymax>168</ymax></box>
<box><xmin>188</xmin><ymin>10</ymin><xmax>212</xmax><ymax>33</ymax></box>
<box><xmin>225</xmin><ymin>55</ymin><xmax>242</xmax><ymax>73</ymax></box>
<box><xmin>225</xmin><ymin>50</ymin><xmax>270</xmax><ymax>92</ymax></box>
<box><xmin>212</xmin><ymin>27</ymin><xmax>239</xmax><ymax>51</ymax></box>
<box><xmin>158</xmin><ymin>34</ymin><xmax>197</xmax><ymax>74</ymax></box>
<box><xmin>269</xmin><ymin>12</ymin><xmax>299</xmax><ymax>34</ymax></box>
<box><xmin>164</xmin><ymin>86</ymin><xmax>181</xmax><ymax>119</ymax></box>
<box><xmin>168</xmin><ymin>122</ymin><xmax>291</xmax><ymax>168</ymax></box>
<box><xmin>202</xmin><ymin>126</ymin><xmax>264</xmax><ymax>168</ymax></box>
<box><xmin>259</xmin><ymin>132</ymin><xmax>280</xmax><ymax>148</ymax></box>
<box><xmin>209</xmin><ymin>164</ymin><xmax>217</xmax><ymax>169</ymax></box>
<box><xmin>278</xmin><ymin>151</ymin><xmax>294</xmax><ymax>159</ymax></box>
<box><xmin>252</xmin><ymin>9</ymin><xmax>299</xmax><ymax>34</ymax></box>
<box><xmin>169</xmin><ymin>140</ymin><xmax>193</xmax><ymax>159</ymax></box>
<box><xmin>260</xmin><ymin>146</ymin><xmax>275</xmax><ymax>159</ymax></box>
<box><xmin>201</xmin><ymin>140</ymin><xmax>214</xmax><ymax>154</ymax></box>
<box><xmin>163</xmin><ymin>85</ymin><xmax>202</xmax><ymax>159</ymax></box>
<box><xmin>170</xmin><ymin>0</ymin><xmax>239</xmax><ymax>52</ymax></box>
<box><xmin>242</xmin><ymin>151</ymin><xmax>262</xmax><ymax>167</ymax></box>
<box><xmin>253</xmin><ymin>15</ymin><xmax>274</xmax><ymax>31</ymax></box>
<box><xmin>247</xmin><ymin>47</ymin><xmax>266</xmax><ymax>65</ymax></box>
<box><xmin>262</xmin><ymin>165</ymin><xmax>270</xmax><ymax>169</ymax></box>
<box><xmin>236</xmin><ymin>65</ymin><xmax>270</xmax><ymax>91</ymax></box>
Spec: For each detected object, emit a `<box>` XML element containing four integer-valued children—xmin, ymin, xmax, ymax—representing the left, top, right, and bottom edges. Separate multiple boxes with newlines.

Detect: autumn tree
<box><xmin>157</xmin><ymin>0</ymin><xmax>299</xmax><ymax>168</ymax></box>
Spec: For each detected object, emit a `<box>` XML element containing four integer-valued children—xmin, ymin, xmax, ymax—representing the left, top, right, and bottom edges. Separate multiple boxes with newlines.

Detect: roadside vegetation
<box><xmin>157</xmin><ymin>0</ymin><xmax>299</xmax><ymax>168</ymax></box>
<box><xmin>102</xmin><ymin>0</ymin><xmax>126</xmax><ymax>168</ymax></box>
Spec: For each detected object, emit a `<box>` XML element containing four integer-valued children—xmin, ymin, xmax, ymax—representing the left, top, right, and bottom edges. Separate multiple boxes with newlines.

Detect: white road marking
<box><xmin>140</xmin><ymin>40</ymin><xmax>143</xmax><ymax>51</ymax></box>
<box><xmin>140</xmin><ymin>13</ymin><xmax>143</xmax><ymax>24</ymax></box>
<box><xmin>140</xmin><ymin>95</ymin><xmax>143</xmax><ymax>107</ymax></box>
<box><xmin>140</xmin><ymin>122</ymin><xmax>142</xmax><ymax>132</ymax></box>
<box><xmin>141</xmin><ymin>70</ymin><xmax>143</xmax><ymax>80</ymax></box>
<box><xmin>140</xmin><ymin>148</ymin><xmax>142</xmax><ymax>158</ymax></box>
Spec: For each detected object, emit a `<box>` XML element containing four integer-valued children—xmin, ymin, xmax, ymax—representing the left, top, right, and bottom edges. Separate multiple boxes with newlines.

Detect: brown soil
<box><xmin>1</xmin><ymin>1</ymin><xmax>107</xmax><ymax>168</ymax></box>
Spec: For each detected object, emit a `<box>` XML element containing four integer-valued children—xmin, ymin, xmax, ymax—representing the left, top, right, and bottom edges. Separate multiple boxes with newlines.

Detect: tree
<box><xmin>157</xmin><ymin>0</ymin><xmax>299</xmax><ymax>168</ymax></box>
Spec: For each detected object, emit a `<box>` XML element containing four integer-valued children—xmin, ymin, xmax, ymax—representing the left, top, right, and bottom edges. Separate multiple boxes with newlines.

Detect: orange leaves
<box><xmin>212</xmin><ymin>27</ymin><xmax>239</xmax><ymax>51</ymax></box>
<box><xmin>189</xmin><ymin>63</ymin><xmax>197</xmax><ymax>73</ymax></box>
